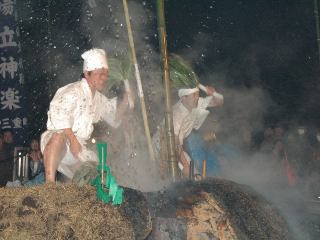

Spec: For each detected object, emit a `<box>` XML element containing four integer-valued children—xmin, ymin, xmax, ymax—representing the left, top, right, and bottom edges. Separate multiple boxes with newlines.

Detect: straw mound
<box><xmin>0</xmin><ymin>184</ymin><xmax>151</xmax><ymax>240</ymax></box>
<box><xmin>0</xmin><ymin>179</ymin><xmax>293</xmax><ymax>240</ymax></box>
<box><xmin>145</xmin><ymin>178</ymin><xmax>292</xmax><ymax>240</ymax></box>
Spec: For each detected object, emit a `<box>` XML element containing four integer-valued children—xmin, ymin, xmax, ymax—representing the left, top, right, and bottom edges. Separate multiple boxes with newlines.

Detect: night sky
<box><xmin>164</xmin><ymin>0</ymin><xmax>320</xmax><ymax>123</ymax></box>
<box><xmin>16</xmin><ymin>0</ymin><xmax>320</xmax><ymax>140</ymax></box>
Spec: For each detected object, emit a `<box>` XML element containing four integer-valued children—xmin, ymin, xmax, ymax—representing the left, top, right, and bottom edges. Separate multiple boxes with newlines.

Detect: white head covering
<box><xmin>178</xmin><ymin>87</ymin><xmax>199</xmax><ymax>98</ymax></box>
<box><xmin>81</xmin><ymin>48</ymin><xmax>108</xmax><ymax>72</ymax></box>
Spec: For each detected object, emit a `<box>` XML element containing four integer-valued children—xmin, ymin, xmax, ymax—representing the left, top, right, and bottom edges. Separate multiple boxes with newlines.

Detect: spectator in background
<box><xmin>0</xmin><ymin>134</ymin><xmax>7</xmax><ymax>162</ymax></box>
<box><xmin>260</xmin><ymin>127</ymin><xmax>274</xmax><ymax>154</ymax></box>
<box><xmin>23</xmin><ymin>138</ymin><xmax>45</xmax><ymax>186</ymax></box>
<box><xmin>274</xmin><ymin>123</ymin><xmax>286</xmax><ymax>142</ymax></box>
<box><xmin>303</xmin><ymin>128</ymin><xmax>320</xmax><ymax>195</ymax></box>
<box><xmin>0</xmin><ymin>134</ymin><xmax>11</xmax><ymax>186</ymax></box>
<box><xmin>287</xmin><ymin>125</ymin><xmax>313</xmax><ymax>186</ymax></box>
<box><xmin>3</xmin><ymin>130</ymin><xmax>14</xmax><ymax>163</ymax></box>
<box><xmin>3</xmin><ymin>130</ymin><xmax>14</xmax><ymax>156</ymax></box>
<box><xmin>28</xmin><ymin>138</ymin><xmax>43</xmax><ymax>178</ymax></box>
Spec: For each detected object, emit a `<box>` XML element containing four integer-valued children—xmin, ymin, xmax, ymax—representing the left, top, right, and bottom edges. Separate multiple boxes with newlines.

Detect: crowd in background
<box><xmin>0</xmin><ymin>130</ymin><xmax>43</xmax><ymax>187</ymax></box>
<box><xmin>257</xmin><ymin>124</ymin><xmax>320</xmax><ymax>195</ymax></box>
<box><xmin>0</xmin><ymin>122</ymin><xmax>319</xmax><ymax>197</ymax></box>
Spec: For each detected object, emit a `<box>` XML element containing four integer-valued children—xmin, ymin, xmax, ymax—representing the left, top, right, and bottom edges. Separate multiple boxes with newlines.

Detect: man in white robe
<box><xmin>41</xmin><ymin>48</ymin><xmax>129</xmax><ymax>182</ymax></box>
<box><xmin>153</xmin><ymin>86</ymin><xmax>223</xmax><ymax>176</ymax></box>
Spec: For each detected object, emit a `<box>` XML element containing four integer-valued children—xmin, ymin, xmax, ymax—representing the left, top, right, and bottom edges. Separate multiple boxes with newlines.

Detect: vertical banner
<box><xmin>0</xmin><ymin>0</ymin><xmax>27</xmax><ymax>146</ymax></box>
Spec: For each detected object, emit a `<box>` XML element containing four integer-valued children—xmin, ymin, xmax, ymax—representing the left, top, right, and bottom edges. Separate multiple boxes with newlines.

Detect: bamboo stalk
<box><xmin>157</xmin><ymin>0</ymin><xmax>179</xmax><ymax>181</ymax></box>
<box><xmin>189</xmin><ymin>160</ymin><xmax>194</xmax><ymax>180</ymax></box>
<box><xmin>314</xmin><ymin>0</ymin><xmax>320</xmax><ymax>63</ymax></box>
<box><xmin>202</xmin><ymin>160</ymin><xmax>207</xmax><ymax>178</ymax></box>
<box><xmin>124</xmin><ymin>79</ymin><xmax>134</xmax><ymax>109</ymax></box>
<box><xmin>122</xmin><ymin>0</ymin><xmax>155</xmax><ymax>162</ymax></box>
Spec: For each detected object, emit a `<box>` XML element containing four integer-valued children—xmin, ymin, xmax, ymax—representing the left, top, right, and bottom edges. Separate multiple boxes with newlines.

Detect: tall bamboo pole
<box><xmin>47</xmin><ymin>0</ymin><xmax>53</xmax><ymax>99</ymax></box>
<box><xmin>122</xmin><ymin>0</ymin><xmax>155</xmax><ymax>162</ymax></box>
<box><xmin>156</xmin><ymin>0</ymin><xmax>179</xmax><ymax>181</ymax></box>
<box><xmin>314</xmin><ymin>0</ymin><xmax>320</xmax><ymax>62</ymax></box>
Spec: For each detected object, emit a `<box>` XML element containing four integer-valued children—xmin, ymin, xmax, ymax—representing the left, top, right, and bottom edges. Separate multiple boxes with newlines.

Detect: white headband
<box><xmin>178</xmin><ymin>87</ymin><xmax>199</xmax><ymax>98</ymax></box>
<box><xmin>81</xmin><ymin>48</ymin><xmax>108</xmax><ymax>72</ymax></box>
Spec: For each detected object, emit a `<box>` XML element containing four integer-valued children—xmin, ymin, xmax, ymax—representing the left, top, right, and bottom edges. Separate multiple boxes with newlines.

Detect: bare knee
<box><xmin>43</xmin><ymin>132</ymin><xmax>67</xmax><ymax>183</ymax></box>
<box><xmin>50</xmin><ymin>132</ymin><xmax>67</xmax><ymax>145</ymax></box>
<box><xmin>44</xmin><ymin>133</ymin><xmax>66</xmax><ymax>153</ymax></box>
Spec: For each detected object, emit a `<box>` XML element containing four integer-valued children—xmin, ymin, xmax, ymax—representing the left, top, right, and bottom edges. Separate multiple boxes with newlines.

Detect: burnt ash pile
<box><xmin>145</xmin><ymin>178</ymin><xmax>292</xmax><ymax>240</ymax></box>
<box><xmin>0</xmin><ymin>179</ymin><xmax>293</xmax><ymax>240</ymax></box>
<box><xmin>0</xmin><ymin>184</ymin><xmax>151</xmax><ymax>240</ymax></box>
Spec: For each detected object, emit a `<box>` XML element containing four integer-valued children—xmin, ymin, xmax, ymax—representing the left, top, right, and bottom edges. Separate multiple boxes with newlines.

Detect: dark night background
<box><xmin>15</xmin><ymin>0</ymin><xmax>320</xmax><ymax>140</ymax></box>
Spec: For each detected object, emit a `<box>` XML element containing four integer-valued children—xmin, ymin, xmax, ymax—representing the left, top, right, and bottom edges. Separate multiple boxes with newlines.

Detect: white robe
<box><xmin>41</xmin><ymin>78</ymin><xmax>120</xmax><ymax>179</ymax></box>
<box><xmin>152</xmin><ymin>94</ymin><xmax>222</xmax><ymax>171</ymax></box>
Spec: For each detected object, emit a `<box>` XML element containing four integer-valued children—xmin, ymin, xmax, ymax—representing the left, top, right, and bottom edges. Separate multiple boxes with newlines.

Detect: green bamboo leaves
<box><xmin>169</xmin><ymin>54</ymin><xmax>200</xmax><ymax>89</ymax></box>
<box><xmin>107</xmin><ymin>53</ymin><xmax>133</xmax><ymax>91</ymax></box>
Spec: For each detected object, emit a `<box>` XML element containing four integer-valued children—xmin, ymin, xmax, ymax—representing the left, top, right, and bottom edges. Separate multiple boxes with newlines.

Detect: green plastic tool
<box><xmin>92</xmin><ymin>142</ymin><xmax>124</xmax><ymax>205</ymax></box>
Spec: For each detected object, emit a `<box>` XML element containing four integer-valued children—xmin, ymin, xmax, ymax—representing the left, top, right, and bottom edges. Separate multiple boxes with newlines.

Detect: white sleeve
<box><xmin>99</xmin><ymin>95</ymin><xmax>121</xmax><ymax>128</ymax></box>
<box><xmin>205</xmin><ymin>92</ymin><xmax>224</xmax><ymax>107</ymax></box>
<box><xmin>47</xmin><ymin>88</ymin><xmax>77</xmax><ymax>129</ymax></box>
<box><xmin>198</xmin><ymin>96</ymin><xmax>213</xmax><ymax>109</ymax></box>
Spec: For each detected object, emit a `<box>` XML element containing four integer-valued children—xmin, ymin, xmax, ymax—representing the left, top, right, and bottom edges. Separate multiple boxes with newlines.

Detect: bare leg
<box><xmin>43</xmin><ymin>133</ymin><xmax>67</xmax><ymax>183</ymax></box>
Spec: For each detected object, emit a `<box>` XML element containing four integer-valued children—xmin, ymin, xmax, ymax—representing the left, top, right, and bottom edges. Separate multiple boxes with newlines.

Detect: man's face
<box><xmin>30</xmin><ymin>139</ymin><xmax>40</xmax><ymax>151</ymax></box>
<box><xmin>182</xmin><ymin>91</ymin><xmax>199</xmax><ymax>110</ymax></box>
<box><xmin>274</xmin><ymin>127</ymin><xmax>284</xmax><ymax>138</ymax></box>
<box><xmin>3</xmin><ymin>131</ymin><xmax>13</xmax><ymax>144</ymax></box>
<box><xmin>297</xmin><ymin>127</ymin><xmax>305</xmax><ymax>136</ymax></box>
<box><xmin>85</xmin><ymin>68</ymin><xmax>108</xmax><ymax>92</ymax></box>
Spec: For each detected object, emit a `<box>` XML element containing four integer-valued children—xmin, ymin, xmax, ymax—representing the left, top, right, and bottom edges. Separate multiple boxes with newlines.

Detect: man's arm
<box><xmin>99</xmin><ymin>92</ymin><xmax>130</xmax><ymax>128</ymax></box>
<box><xmin>115</xmin><ymin>92</ymin><xmax>129</xmax><ymax>121</ymax></box>
<box><xmin>205</xmin><ymin>86</ymin><xmax>224</xmax><ymax>107</ymax></box>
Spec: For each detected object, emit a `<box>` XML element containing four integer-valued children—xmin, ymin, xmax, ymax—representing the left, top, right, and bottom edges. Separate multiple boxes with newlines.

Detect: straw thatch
<box><xmin>0</xmin><ymin>184</ymin><xmax>151</xmax><ymax>240</ymax></box>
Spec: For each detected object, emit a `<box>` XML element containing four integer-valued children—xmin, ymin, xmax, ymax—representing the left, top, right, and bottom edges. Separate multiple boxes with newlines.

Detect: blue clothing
<box><xmin>184</xmin><ymin>132</ymin><xmax>221</xmax><ymax>176</ymax></box>
<box><xmin>24</xmin><ymin>172</ymin><xmax>45</xmax><ymax>186</ymax></box>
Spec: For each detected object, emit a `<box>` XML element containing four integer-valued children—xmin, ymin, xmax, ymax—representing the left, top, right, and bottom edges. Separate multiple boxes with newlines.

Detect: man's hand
<box><xmin>70</xmin><ymin>138</ymin><xmax>82</xmax><ymax>157</ymax></box>
<box><xmin>206</xmin><ymin>86</ymin><xmax>216</xmax><ymax>96</ymax></box>
<box><xmin>28</xmin><ymin>151</ymin><xmax>42</xmax><ymax>162</ymax></box>
<box><xmin>63</xmin><ymin>128</ymin><xmax>82</xmax><ymax>157</ymax></box>
<box><xmin>115</xmin><ymin>91</ymin><xmax>131</xmax><ymax>121</ymax></box>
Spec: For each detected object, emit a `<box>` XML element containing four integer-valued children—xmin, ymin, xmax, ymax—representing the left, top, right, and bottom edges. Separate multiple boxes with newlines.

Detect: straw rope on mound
<box><xmin>0</xmin><ymin>184</ymin><xmax>151</xmax><ymax>240</ymax></box>
<box><xmin>145</xmin><ymin>178</ymin><xmax>292</xmax><ymax>240</ymax></box>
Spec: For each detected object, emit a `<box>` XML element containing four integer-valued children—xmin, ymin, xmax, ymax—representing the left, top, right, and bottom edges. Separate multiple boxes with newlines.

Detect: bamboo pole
<box><xmin>156</xmin><ymin>0</ymin><xmax>179</xmax><ymax>181</ymax></box>
<box><xmin>47</xmin><ymin>0</ymin><xmax>54</xmax><ymax>99</ymax></box>
<box><xmin>122</xmin><ymin>0</ymin><xmax>155</xmax><ymax>162</ymax></box>
<box><xmin>202</xmin><ymin>160</ymin><xmax>207</xmax><ymax>178</ymax></box>
<box><xmin>314</xmin><ymin>0</ymin><xmax>320</xmax><ymax>63</ymax></box>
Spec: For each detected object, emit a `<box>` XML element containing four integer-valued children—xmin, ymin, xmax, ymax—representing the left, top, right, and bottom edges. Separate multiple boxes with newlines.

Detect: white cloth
<box><xmin>178</xmin><ymin>87</ymin><xmax>199</xmax><ymax>98</ymax></box>
<box><xmin>153</xmin><ymin>95</ymin><xmax>216</xmax><ymax>154</ymax></box>
<box><xmin>82</xmin><ymin>48</ymin><xmax>108</xmax><ymax>72</ymax></box>
<box><xmin>173</xmin><ymin>96</ymin><xmax>212</xmax><ymax>145</ymax></box>
<box><xmin>41</xmin><ymin>78</ymin><xmax>120</xmax><ymax>179</ymax></box>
